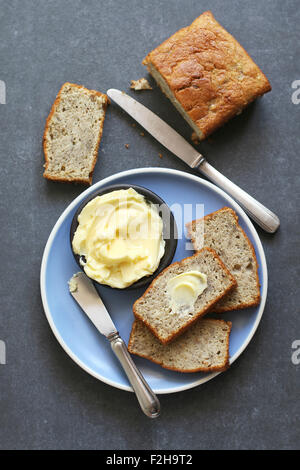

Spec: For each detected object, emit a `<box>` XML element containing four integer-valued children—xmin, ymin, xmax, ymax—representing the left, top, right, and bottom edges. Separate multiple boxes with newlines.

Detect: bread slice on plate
<box><xmin>128</xmin><ymin>318</ymin><xmax>232</xmax><ymax>373</ymax></box>
<box><xmin>133</xmin><ymin>247</ymin><xmax>236</xmax><ymax>344</ymax></box>
<box><xmin>186</xmin><ymin>207</ymin><xmax>260</xmax><ymax>312</ymax></box>
<box><xmin>43</xmin><ymin>82</ymin><xmax>109</xmax><ymax>185</ymax></box>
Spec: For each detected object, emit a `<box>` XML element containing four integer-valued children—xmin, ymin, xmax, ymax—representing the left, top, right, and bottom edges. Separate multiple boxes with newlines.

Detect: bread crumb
<box><xmin>125</xmin><ymin>144</ymin><xmax>130</xmax><ymax>149</ymax></box>
<box><xmin>191</xmin><ymin>132</ymin><xmax>200</xmax><ymax>145</ymax></box>
<box><xmin>140</xmin><ymin>132</ymin><xmax>145</xmax><ymax>137</ymax></box>
<box><xmin>130</xmin><ymin>78</ymin><xmax>152</xmax><ymax>91</ymax></box>
<box><xmin>158</xmin><ymin>153</ymin><xmax>163</xmax><ymax>159</ymax></box>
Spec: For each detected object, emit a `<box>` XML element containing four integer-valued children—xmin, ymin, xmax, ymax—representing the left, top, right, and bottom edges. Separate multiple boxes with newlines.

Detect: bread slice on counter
<box><xmin>143</xmin><ymin>11</ymin><xmax>271</xmax><ymax>140</ymax></box>
<box><xmin>133</xmin><ymin>247</ymin><xmax>236</xmax><ymax>344</ymax></box>
<box><xmin>128</xmin><ymin>318</ymin><xmax>232</xmax><ymax>373</ymax></box>
<box><xmin>186</xmin><ymin>207</ymin><xmax>260</xmax><ymax>312</ymax></box>
<box><xmin>43</xmin><ymin>82</ymin><xmax>109</xmax><ymax>185</ymax></box>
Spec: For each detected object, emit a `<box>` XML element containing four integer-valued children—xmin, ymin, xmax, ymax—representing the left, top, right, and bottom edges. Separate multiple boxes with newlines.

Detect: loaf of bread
<box><xmin>187</xmin><ymin>207</ymin><xmax>260</xmax><ymax>312</ymax></box>
<box><xmin>133</xmin><ymin>247</ymin><xmax>236</xmax><ymax>344</ymax></box>
<box><xmin>128</xmin><ymin>318</ymin><xmax>232</xmax><ymax>373</ymax></box>
<box><xmin>143</xmin><ymin>11</ymin><xmax>271</xmax><ymax>140</ymax></box>
<box><xmin>43</xmin><ymin>83</ymin><xmax>109</xmax><ymax>185</ymax></box>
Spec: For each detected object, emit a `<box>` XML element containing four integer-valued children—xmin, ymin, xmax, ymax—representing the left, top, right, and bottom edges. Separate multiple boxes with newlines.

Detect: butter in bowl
<box><xmin>70</xmin><ymin>184</ymin><xmax>177</xmax><ymax>289</ymax></box>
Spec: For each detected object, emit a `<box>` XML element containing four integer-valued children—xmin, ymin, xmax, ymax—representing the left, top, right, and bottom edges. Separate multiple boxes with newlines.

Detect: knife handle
<box><xmin>196</xmin><ymin>158</ymin><xmax>280</xmax><ymax>233</ymax></box>
<box><xmin>108</xmin><ymin>332</ymin><xmax>160</xmax><ymax>418</ymax></box>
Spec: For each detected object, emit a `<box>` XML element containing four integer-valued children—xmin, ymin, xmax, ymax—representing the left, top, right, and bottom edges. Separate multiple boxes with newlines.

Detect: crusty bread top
<box><xmin>143</xmin><ymin>11</ymin><xmax>271</xmax><ymax>139</ymax></box>
<box><xmin>43</xmin><ymin>82</ymin><xmax>109</xmax><ymax>185</ymax></box>
<box><xmin>186</xmin><ymin>207</ymin><xmax>260</xmax><ymax>312</ymax></box>
<box><xmin>128</xmin><ymin>318</ymin><xmax>232</xmax><ymax>373</ymax></box>
<box><xmin>133</xmin><ymin>247</ymin><xmax>236</xmax><ymax>344</ymax></box>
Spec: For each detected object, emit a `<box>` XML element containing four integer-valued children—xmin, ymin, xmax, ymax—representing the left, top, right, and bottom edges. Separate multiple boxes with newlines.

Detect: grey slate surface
<box><xmin>0</xmin><ymin>0</ymin><xmax>299</xmax><ymax>450</ymax></box>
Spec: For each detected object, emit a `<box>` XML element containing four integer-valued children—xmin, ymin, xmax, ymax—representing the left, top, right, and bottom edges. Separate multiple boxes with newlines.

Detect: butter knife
<box><xmin>107</xmin><ymin>89</ymin><xmax>280</xmax><ymax>233</ymax></box>
<box><xmin>69</xmin><ymin>272</ymin><xmax>160</xmax><ymax>418</ymax></box>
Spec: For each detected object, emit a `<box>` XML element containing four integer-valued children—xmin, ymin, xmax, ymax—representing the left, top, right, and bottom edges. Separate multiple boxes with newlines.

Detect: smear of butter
<box><xmin>72</xmin><ymin>188</ymin><xmax>165</xmax><ymax>289</ymax></box>
<box><xmin>68</xmin><ymin>273</ymin><xmax>81</xmax><ymax>293</ymax></box>
<box><xmin>167</xmin><ymin>271</ymin><xmax>207</xmax><ymax>314</ymax></box>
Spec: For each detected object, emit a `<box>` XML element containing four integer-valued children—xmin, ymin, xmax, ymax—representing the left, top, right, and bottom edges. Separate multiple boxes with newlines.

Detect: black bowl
<box><xmin>70</xmin><ymin>184</ymin><xmax>178</xmax><ymax>290</ymax></box>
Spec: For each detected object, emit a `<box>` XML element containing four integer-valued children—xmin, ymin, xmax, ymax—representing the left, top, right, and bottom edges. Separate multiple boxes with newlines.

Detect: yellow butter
<box><xmin>167</xmin><ymin>271</ymin><xmax>207</xmax><ymax>314</ymax></box>
<box><xmin>72</xmin><ymin>188</ymin><xmax>165</xmax><ymax>288</ymax></box>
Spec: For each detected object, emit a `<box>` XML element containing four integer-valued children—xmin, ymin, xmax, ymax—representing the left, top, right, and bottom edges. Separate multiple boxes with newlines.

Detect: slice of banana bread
<box><xmin>186</xmin><ymin>207</ymin><xmax>260</xmax><ymax>312</ymax></box>
<box><xmin>43</xmin><ymin>82</ymin><xmax>109</xmax><ymax>185</ymax></box>
<box><xmin>133</xmin><ymin>247</ymin><xmax>236</xmax><ymax>344</ymax></box>
<box><xmin>128</xmin><ymin>318</ymin><xmax>232</xmax><ymax>373</ymax></box>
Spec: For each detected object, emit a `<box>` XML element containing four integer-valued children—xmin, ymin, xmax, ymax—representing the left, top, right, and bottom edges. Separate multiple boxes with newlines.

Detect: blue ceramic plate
<box><xmin>40</xmin><ymin>168</ymin><xmax>267</xmax><ymax>394</ymax></box>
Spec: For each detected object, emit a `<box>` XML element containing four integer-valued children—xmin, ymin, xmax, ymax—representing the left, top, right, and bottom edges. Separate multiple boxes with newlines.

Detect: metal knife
<box><xmin>70</xmin><ymin>272</ymin><xmax>160</xmax><ymax>418</ymax></box>
<box><xmin>107</xmin><ymin>88</ymin><xmax>280</xmax><ymax>234</ymax></box>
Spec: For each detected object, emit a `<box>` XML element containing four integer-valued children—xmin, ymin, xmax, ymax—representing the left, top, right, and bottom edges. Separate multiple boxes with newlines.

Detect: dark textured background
<box><xmin>0</xmin><ymin>0</ymin><xmax>299</xmax><ymax>450</ymax></box>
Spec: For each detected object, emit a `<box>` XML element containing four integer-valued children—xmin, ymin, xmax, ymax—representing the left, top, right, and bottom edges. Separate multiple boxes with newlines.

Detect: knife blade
<box><xmin>107</xmin><ymin>89</ymin><xmax>203</xmax><ymax>169</ymax></box>
<box><xmin>106</xmin><ymin>88</ymin><xmax>280</xmax><ymax>233</ymax></box>
<box><xmin>70</xmin><ymin>272</ymin><xmax>117</xmax><ymax>338</ymax></box>
<box><xmin>69</xmin><ymin>272</ymin><xmax>160</xmax><ymax>418</ymax></box>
